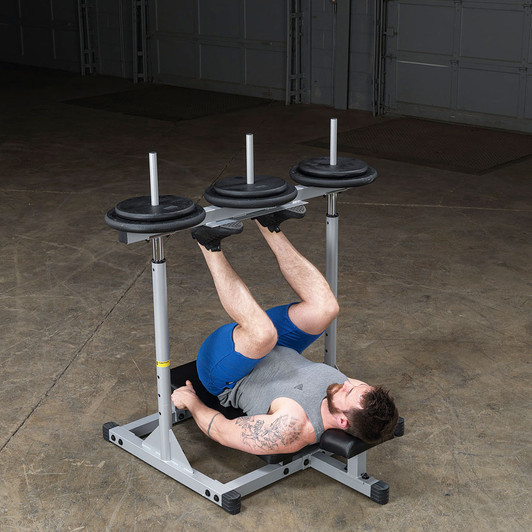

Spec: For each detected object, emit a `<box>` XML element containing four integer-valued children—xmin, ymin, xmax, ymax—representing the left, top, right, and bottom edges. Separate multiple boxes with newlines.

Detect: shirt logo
<box><xmin>294</xmin><ymin>384</ymin><xmax>303</xmax><ymax>391</ymax></box>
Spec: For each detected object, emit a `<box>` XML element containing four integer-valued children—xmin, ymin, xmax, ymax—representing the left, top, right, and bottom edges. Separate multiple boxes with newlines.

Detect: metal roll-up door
<box><xmin>147</xmin><ymin>0</ymin><xmax>290</xmax><ymax>100</ymax></box>
<box><xmin>382</xmin><ymin>0</ymin><xmax>532</xmax><ymax>132</ymax></box>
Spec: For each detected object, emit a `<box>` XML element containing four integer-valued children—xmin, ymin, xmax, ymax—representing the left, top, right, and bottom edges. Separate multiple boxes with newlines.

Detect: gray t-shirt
<box><xmin>218</xmin><ymin>345</ymin><xmax>349</xmax><ymax>442</ymax></box>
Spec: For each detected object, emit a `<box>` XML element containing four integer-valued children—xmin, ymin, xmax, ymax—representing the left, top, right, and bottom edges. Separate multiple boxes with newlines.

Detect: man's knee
<box><xmin>235</xmin><ymin>316</ymin><xmax>278</xmax><ymax>359</ymax></box>
<box><xmin>316</xmin><ymin>295</ymin><xmax>339</xmax><ymax>328</ymax></box>
<box><xmin>254</xmin><ymin>319</ymin><xmax>279</xmax><ymax>354</ymax></box>
<box><xmin>326</xmin><ymin>297</ymin><xmax>340</xmax><ymax>322</ymax></box>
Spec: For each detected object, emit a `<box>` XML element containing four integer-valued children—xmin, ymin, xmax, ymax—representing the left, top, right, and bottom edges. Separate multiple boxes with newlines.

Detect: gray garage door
<box><xmin>147</xmin><ymin>0</ymin><xmax>288</xmax><ymax>100</ymax></box>
<box><xmin>0</xmin><ymin>0</ymin><xmax>80</xmax><ymax>72</ymax></box>
<box><xmin>384</xmin><ymin>0</ymin><xmax>532</xmax><ymax>132</ymax></box>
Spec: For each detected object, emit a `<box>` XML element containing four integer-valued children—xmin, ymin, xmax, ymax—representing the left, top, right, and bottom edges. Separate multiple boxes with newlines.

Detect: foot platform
<box><xmin>191</xmin><ymin>221</ymin><xmax>243</xmax><ymax>251</ymax></box>
<box><xmin>255</xmin><ymin>205</ymin><xmax>306</xmax><ymax>233</ymax></box>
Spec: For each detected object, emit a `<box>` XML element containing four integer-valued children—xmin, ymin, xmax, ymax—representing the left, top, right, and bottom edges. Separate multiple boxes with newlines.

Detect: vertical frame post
<box><xmin>149</xmin><ymin>153</ymin><xmax>172</xmax><ymax>461</ymax></box>
<box><xmin>151</xmin><ymin>238</ymin><xmax>172</xmax><ymax>460</ymax></box>
<box><xmin>324</xmin><ymin>192</ymin><xmax>339</xmax><ymax>367</ymax></box>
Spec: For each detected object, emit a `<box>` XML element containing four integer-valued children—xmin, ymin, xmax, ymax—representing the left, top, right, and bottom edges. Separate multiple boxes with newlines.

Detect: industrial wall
<box><xmin>1</xmin><ymin>1</ymin><xmax>531</xmax><ymax>132</ymax></box>
<box><xmin>91</xmin><ymin>0</ymin><xmax>134</xmax><ymax>79</ymax></box>
<box><xmin>0</xmin><ymin>0</ymin><xmax>80</xmax><ymax>72</ymax></box>
<box><xmin>384</xmin><ymin>0</ymin><xmax>532</xmax><ymax>132</ymax></box>
<box><xmin>146</xmin><ymin>0</ymin><xmax>290</xmax><ymax>100</ymax></box>
<box><xmin>309</xmin><ymin>1</ymin><xmax>375</xmax><ymax>110</ymax></box>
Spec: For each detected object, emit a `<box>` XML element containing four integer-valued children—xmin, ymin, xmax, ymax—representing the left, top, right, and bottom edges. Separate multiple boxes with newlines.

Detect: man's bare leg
<box><xmin>199</xmin><ymin>245</ymin><xmax>277</xmax><ymax>359</ymax></box>
<box><xmin>256</xmin><ymin>221</ymin><xmax>339</xmax><ymax>334</ymax></box>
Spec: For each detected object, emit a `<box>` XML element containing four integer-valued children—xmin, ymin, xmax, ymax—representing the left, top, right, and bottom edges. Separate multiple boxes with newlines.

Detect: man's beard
<box><xmin>326</xmin><ymin>383</ymin><xmax>342</xmax><ymax>414</ymax></box>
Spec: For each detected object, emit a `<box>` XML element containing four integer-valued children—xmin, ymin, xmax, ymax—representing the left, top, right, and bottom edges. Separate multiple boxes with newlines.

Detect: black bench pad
<box><xmin>320</xmin><ymin>428</ymin><xmax>375</xmax><ymax>457</ymax></box>
<box><xmin>170</xmin><ymin>361</ymin><xmax>403</xmax><ymax>462</ymax></box>
<box><xmin>171</xmin><ymin>360</ymin><xmax>244</xmax><ymax>420</ymax></box>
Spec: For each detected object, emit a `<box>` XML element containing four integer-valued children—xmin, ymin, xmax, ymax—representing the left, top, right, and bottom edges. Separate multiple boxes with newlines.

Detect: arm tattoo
<box><xmin>234</xmin><ymin>415</ymin><xmax>302</xmax><ymax>451</ymax></box>
<box><xmin>207</xmin><ymin>413</ymin><xmax>220</xmax><ymax>437</ymax></box>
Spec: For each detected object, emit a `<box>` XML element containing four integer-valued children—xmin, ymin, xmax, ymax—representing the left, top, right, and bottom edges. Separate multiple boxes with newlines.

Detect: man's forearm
<box><xmin>186</xmin><ymin>397</ymin><xmax>224</xmax><ymax>440</ymax></box>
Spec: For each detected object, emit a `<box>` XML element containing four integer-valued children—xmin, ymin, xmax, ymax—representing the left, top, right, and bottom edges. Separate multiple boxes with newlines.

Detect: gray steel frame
<box><xmin>78</xmin><ymin>0</ymin><xmax>96</xmax><ymax>75</ymax></box>
<box><xmin>107</xmin><ymin>409</ymin><xmax>382</xmax><ymax>513</ymax></box>
<box><xmin>132</xmin><ymin>0</ymin><xmax>148</xmax><ymax>83</ymax></box>
<box><xmin>373</xmin><ymin>0</ymin><xmax>387</xmax><ymax>116</ymax></box>
<box><xmin>332</xmin><ymin>0</ymin><xmax>352</xmax><ymax>110</ymax></box>
<box><xmin>106</xmin><ymin>184</ymin><xmax>387</xmax><ymax>513</ymax></box>
<box><xmin>286</xmin><ymin>0</ymin><xmax>307</xmax><ymax>105</ymax></box>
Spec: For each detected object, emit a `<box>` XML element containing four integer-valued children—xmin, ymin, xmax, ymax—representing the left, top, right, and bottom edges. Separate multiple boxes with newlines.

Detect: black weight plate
<box><xmin>105</xmin><ymin>204</ymin><xmax>206</xmax><ymax>233</ymax></box>
<box><xmin>298</xmin><ymin>157</ymin><xmax>368</xmax><ymax>178</ymax></box>
<box><xmin>204</xmin><ymin>183</ymin><xmax>298</xmax><ymax>208</ymax></box>
<box><xmin>289</xmin><ymin>165</ymin><xmax>377</xmax><ymax>188</ymax></box>
<box><xmin>213</xmin><ymin>175</ymin><xmax>288</xmax><ymax>198</ymax></box>
<box><xmin>115</xmin><ymin>195</ymin><xmax>195</xmax><ymax>221</ymax></box>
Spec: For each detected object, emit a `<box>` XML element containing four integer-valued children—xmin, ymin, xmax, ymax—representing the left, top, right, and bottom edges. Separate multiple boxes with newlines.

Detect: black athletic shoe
<box><xmin>191</xmin><ymin>221</ymin><xmax>243</xmax><ymax>251</ymax></box>
<box><xmin>255</xmin><ymin>205</ymin><xmax>306</xmax><ymax>233</ymax></box>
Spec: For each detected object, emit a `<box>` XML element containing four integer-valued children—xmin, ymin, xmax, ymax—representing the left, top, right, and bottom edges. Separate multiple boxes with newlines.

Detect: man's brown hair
<box><xmin>345</xmin><ymin>386</ymin><xmax>398</xmax><ymax>444</ymax></box>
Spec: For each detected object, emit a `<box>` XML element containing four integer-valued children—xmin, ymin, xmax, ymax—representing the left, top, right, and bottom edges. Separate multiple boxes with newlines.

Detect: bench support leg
<box><xmin>310</xmin><ymin>450</ymin><xmax>390</xmax><ymax>505</ymax></box>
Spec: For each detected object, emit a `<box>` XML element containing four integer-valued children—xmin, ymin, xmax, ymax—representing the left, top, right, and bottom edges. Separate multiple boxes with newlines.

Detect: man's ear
<box><xmin>336</xmin><ymin>413</ymin><xmax>349</xmax><ymax>430</ymax></box>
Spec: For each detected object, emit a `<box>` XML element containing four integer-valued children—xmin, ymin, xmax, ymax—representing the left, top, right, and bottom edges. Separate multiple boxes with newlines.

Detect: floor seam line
<box><xmin>341</xmin><ymin>201</ymin><xmax>531</xmax><ymax>213</ymax></box>
<box><xmin>0</xmin><ymin>263</ymin><xmax>148</xmax><ymax>454</ymax></box>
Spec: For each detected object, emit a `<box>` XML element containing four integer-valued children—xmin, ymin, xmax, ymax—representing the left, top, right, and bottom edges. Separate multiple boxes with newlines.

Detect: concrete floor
<box><xmin>0</xmin><ymin>65</ymin><xmax>530</xmax><ymax>532</ymax></box>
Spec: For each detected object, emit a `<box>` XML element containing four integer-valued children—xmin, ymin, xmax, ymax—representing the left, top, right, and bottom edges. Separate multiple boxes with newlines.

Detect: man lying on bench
<box><xmin>171</xmin><ymin>208</ymin><xmax>398</xmax><ymax>455</ymax></box>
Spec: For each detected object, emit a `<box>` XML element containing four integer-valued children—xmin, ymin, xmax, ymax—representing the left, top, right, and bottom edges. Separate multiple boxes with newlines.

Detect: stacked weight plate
<box><xmin>290</xmin><ymin>156</ymin><xmax>377</xmax><ymax>188</ymax></box>
<box><xmin>204</xmin><ymin>175</ymin><xmax>297</xmax><ymax>208</ymax></box>
<box><xmin>105</xmin><ymin>195</ymin><xmax>206</xmax><ymax>233</ymax></box>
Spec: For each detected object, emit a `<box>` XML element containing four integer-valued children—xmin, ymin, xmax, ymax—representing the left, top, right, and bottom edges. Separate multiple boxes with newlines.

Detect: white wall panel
<box><xmin>461</xmin><ymin>5</ymin><xmax>523</xmax><ymax>62</ymax></box>
<box><xmin>157</xmin><ymin>38</ymin><xmax>196</xmax><ymax>78</ymax></box>
<box><xmin>200</xmin><ymin>44</ymin><xmax>241</xmax><ymax>83</ymax></box>
<box><xmin>458</xmin><ymin>68</ymin><xmax>520</xmax><ymax>117</ymax></box>
<box><xmin>155</xmin><ymin>0</ymin><xmax>194</xmax><ymax>33</ymax></box>
<box><xmin>396</xmin><ymin>62</ymin><xmax>451</xmax><ymax>108</ymax></box>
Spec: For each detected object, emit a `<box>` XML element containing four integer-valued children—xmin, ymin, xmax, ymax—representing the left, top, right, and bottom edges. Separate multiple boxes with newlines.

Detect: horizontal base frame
<box><xmin>105</xmin><ymin>412</ymin><xmax>388</xmax><ymax>514</ymax></box>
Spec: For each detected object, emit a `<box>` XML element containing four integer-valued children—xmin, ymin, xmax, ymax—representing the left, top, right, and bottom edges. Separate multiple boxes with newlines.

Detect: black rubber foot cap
<box><xmin>370</xmin><ymin>481</ymin><xmax>389</xmax><ymax>505</ymax></box>
<box><xmin>222</xmin><ymin>490</ymin><xmax>241</xmax><ymax>514</ymax></box>
<box><xmin>102</xmin><ymin>421</ymin><xmax>119</xmax><ymax>441</ymax></box>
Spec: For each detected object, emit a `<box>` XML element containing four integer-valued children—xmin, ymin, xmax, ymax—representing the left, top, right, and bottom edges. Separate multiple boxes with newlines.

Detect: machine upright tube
<box><xmin>324</xmin><ymin>192</ymin><xmax>338</xmax><ymax>367</ymax></box>
<box><xmin>152</xmin><ymin>236</ymin><xmax>172</xmax><ymax>461</ymax></box>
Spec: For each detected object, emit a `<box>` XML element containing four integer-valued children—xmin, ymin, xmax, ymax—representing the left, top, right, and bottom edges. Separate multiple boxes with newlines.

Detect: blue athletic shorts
<box><xmin>196</xmin><ymin>303</ymin><xmax>323</xmax><ymax>395</ymax></box>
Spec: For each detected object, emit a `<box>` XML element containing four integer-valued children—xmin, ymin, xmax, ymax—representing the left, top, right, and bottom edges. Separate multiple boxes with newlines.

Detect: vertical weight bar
<box><xmin>330</xmin><ymin>118</ymin><xmax>338</xmax><ymax>166</ymax></box>
<box><xmin>246</xmin><ymin>134</ymin><xmax>254</xmax><ymax>185</ymax></box>
<box><xmin>149</xmin><ymin>152</ymin><xmax>159</xmax><ymax>205</ymax></box>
